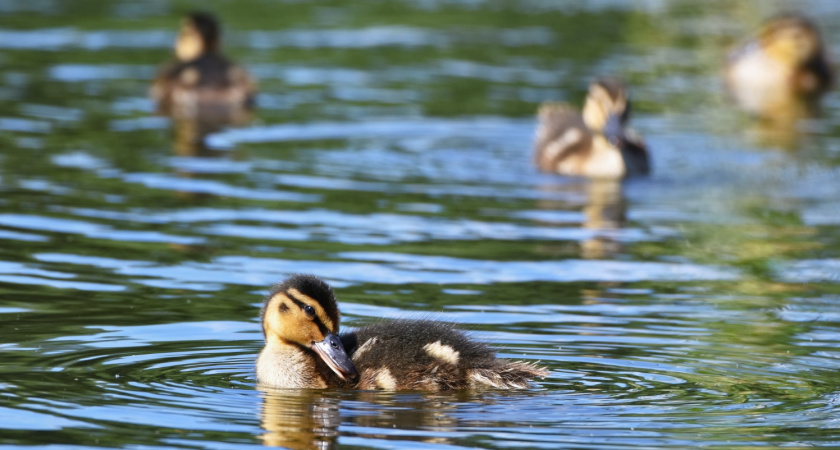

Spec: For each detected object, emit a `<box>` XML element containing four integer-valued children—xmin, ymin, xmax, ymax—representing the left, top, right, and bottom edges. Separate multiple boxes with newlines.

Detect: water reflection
<box><xmin>259</xmin><ymin>388</ymin><xmax>480</xmax><ymax>449</ymax></box>
<box><xmin>260</xmin><ymin>388</ymin><xmax>340</xmax><ymax>449</ymax></box>
<box><xmin>581</xmin><ymin>179</ymin><xmax>627</xmax><ymax>259</ymax></box>
<box><xmin>171</xmin><ymin>117</ymin><xmax>235</xmax><ymax>158</ymax></box>
<box><xmin>345</xmin><ymin>392</ymin><xmax>463</xmax><ymax>446</ymax></box>
<box><xmin>536</xmin><ymin>178</ymin><xmax>627</xmax><ymax>259</ymax></box>
<box><xmin>741</xmin><ymin>106</ymin><xmax>824</xmax><ymax>150</ymax></box>
<box><xmin>165</xmin><ymin>115</ymin><xmax>249</xmax><ymax>207</ymax></box>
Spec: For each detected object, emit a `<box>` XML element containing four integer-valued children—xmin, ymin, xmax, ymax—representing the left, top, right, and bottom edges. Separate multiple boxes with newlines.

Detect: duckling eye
<box><xmin>303</xmin><ymin>305</ymin><xmax>316</xmax><ymax>318</ymax></box>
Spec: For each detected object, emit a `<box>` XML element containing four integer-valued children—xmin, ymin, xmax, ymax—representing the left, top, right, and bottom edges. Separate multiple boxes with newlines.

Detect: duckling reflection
<box><xmin>256</xmin><ymin>275</ymin><xmax>548</xmax><ymax>390</ymax></box>
<box><xmin>581</xmin><ymin>179</ymin><xmax>627</xmax><ymax>259</ymax></box>
<box><xmin>725</xmin><ymin>14</ymin><xmax>833</xmax><ymax>136</ymax></box>
<box><xmin>171</xmin><ymin>114</ymin><xmax>232</xmax><ymax>159</ymax></box>
<box><xmin>535</xmin><ymin>78</ymin><xmax>649</xmax><ymax>179</ymax></box>
<box><xmin>151</xmin><ymin>11</ymin><xmax>256</xmax><ymax>123</ymax></box>
<box><xmin>166</xmin><ymin>110</ymin><xmax>243</xmax><ymax>204</ymax></box>
<box><xmin>535</xmin><ymin>178</ymin><xmax>627</xmax><ymax>260</ymax></box>
<box><xmin>258</xmin><ymin>389</ymin><xmax>482</xmax><ymax>448</ymax></box>
<box><xmin>259</xmin><ymin>387</ymin><xmax>340</xmax><ymax>449</ymax></box>
<box><xmin>346</xmin><ymin>392</ymin><xmax>463</xmax><ymax>445</ymax></box>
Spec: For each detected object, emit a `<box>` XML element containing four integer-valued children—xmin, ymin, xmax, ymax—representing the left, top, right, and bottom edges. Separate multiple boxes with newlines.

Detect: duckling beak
<box><xmin>603</xmin><ymin>114</ymin><xmax>625</xmax><ymax>147</ymax></box>
<box><xmin>311</xmin><ymin>333</ymin><xmax>358</xmax><ymax>382</ymax></box>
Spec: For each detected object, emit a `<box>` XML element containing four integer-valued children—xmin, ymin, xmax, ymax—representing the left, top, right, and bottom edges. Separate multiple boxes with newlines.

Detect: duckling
<box><xmin>725</xmin><ymin>14</ymin><xmax>833</xmax><ymax>119</ymax></box>
<box><xmin>256</xmin><ymin>274</ymin><xmax>549</xmax><ymax>390</ymax></box>
<box><xmin>534</xmin><ymin>78</ymin><xmax>649</xmax><ymax>179</ymax></box>
<box><xmin>151</xmin><ymin>12</ymin><xmax>256</xmax><ymax>120</ymax></box>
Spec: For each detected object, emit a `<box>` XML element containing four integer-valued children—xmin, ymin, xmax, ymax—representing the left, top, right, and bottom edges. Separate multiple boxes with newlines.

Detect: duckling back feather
<box><xmin>341</xmin><ymin>319</ymin><xmax>547</xmax><ymax>390</ymax></box>
<box><xmin>152</xmin><ymin>53</ymin><xmax>255</xmax><ymax>117</ymax></box>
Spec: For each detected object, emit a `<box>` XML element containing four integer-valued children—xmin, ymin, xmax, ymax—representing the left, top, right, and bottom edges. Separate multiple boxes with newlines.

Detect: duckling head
<box><xmin>582</xmin><ymin>78</ymin><xmax>630</xmax><ymax>145</ymax></box>
<box><xmin>759</xmin><ymin>14</ymin><xmax>825</xmax><ymax>68</ymax></box>
<box><xmin>175</xmin><ymin>11</ymin><xmax>221</xmax><ymax>62</ymax></box>
<box><xmin>261</xmin><ymin>274</ymin><xmax>358</xmax><ymax>382</ymax></box>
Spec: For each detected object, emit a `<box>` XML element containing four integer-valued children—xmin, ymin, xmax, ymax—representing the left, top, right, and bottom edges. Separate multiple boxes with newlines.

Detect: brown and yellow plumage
<box><xmin>725</xmin><ymin>14</ymin><xmax>833</xmax><ymax>119</ymax></box>
<box><xmin>256</xmin><ymin>275</ymin><xmax>548</xmax><ymax>390</ymax></box>
<box><xmin>534</xmin><ymin>78</ymin><xmax>649</xmax><ymax>179</ymax></box>
<box><xmin>151</xmin><ymin>12</ymin><xmax>256</xmax><ymax>121</ymax></box>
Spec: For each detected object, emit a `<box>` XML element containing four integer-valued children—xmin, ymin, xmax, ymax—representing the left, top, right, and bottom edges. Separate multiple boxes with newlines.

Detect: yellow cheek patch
<box><xmin>263</xmin><ymin>293</ymin><xmax>319</xmax><ymax>346</ymax></box>
<box><xmin>286</xmin><ymin>288</ymin><xmax>335</xmax><ymax>331</ymax></box>
<box><xmin>175</xmin><ymin>29</ymin><xmax>203</xmax><ymax>61</ymax></box>
<box><xmin>262</xmin><ymin>295</ymin><xmax>285</xmax><ymax>342</ymax></box>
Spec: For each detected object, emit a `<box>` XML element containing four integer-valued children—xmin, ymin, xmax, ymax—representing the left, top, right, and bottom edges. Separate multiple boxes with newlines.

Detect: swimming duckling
<box><xmin>256</xmin><ymin>274</ymin><xmax>548</xmax><ymax>390</ymax></box>
<box><xmin>151</xmin><ymin>12</ymin><xmax>256</xmax><ymax>120</ymax></box>
<box><xmin>534</xmin><ymin>78</ymin><xmax>649</xmax><ymax>179</ymax></box>
<box><xmin>725</xmin><ymin>14</ymin><xmax>833</xmax><ymax>119</ymax></box>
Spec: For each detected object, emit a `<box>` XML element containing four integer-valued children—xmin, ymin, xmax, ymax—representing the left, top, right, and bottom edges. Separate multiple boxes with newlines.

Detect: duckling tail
<box><xmin>468</xmin><ymin>361</ymin><xmax>549</xmax><ymax>389</ymax></box>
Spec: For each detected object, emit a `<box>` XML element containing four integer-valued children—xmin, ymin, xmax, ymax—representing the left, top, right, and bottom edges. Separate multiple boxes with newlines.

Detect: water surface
<box><xmin>2</xmin><ymin>0</ymin><xmax>840</xmax><ymax>448</ymax></box>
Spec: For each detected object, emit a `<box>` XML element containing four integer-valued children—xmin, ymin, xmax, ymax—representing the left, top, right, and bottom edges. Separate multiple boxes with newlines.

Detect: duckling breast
<box><xmin>727</xmin><ymin>49</ymin><xmax>793</xmax><ymax>114</ymax></box>
<box><xmin>256</xmin><ymin>343</ymin><xmax>330</xmax><ymax>389</ymax></box>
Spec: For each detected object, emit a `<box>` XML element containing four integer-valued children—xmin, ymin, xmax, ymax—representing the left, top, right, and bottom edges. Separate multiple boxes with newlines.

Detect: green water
<box><xmin>1</xmin><ymin>0</ymin><xmax>840</xmax><ymax>448</ymax></box>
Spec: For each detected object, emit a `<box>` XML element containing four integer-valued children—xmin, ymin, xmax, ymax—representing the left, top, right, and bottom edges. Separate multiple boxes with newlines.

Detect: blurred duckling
<box><xmin>725</xmin><ymin>14</ymin><xmax>833</xmax><ymax>119</ymax></box>
<box><xmin>534</xmin><ymin>78</ymin><xmax>649</xmax><ymax>178</ymax></box>
<box><xmin>151</xmin><ymin>12</ymin><xmax>256</xmax><ymax>120</ymax></box>
<box><xmin>256</xmin><ymin>274</ymin><xmax>548</xmax><ymax>390</ymax></box>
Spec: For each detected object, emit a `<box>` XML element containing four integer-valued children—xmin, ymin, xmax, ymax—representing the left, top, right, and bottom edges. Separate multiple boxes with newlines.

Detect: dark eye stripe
<box><xmin>289</xmin><ymin>294</ymin><xmax>331</xmax><ymax>336</ymax></box>
<box><xmin>289</xmin><ymin>297</ymin><xmax>307</xmax><ymax>310</ymax></box>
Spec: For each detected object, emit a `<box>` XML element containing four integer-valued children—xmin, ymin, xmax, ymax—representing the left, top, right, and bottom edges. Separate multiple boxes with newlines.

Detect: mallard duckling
<box><xmin>725</xmin><ymin>14</ymin><xmax>833</xmax><ymax>118</ymax></box>
<box><xmin>256</xmin><ymin>274</ymin><xmax>548</xmax><ymax>390</ymax></box>
<box><xmin>151</xmin><ymin>12</ymin><xmax>256</xmax><ymax>120</ymax></box>
<box><xmin>534</xmin><ymin>78</ymin><xmax>649</xmax><ymax>178</ymax></box>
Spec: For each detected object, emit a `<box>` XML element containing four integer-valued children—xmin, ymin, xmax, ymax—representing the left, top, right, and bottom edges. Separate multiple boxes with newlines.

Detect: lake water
<box><xmin>2</xmin><ymin>0</ymin><xmax>840</xmax><ymax>448</ymax></box>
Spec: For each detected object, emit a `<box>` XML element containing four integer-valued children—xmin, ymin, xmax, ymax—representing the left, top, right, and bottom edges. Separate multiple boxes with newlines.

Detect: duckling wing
<box><xmin>341</xmin><ymin>319</ymin><xmax>546</xmax><ymax>390</ymax></box>
<box><xmin>534</xmin><ymin>107</ymin><xmax>593</xmax><ymax>174</ymax></box>
<box><xmin>150</xmin><ymin>60</ymin><xmax>182</xmax><ymax>113</ymax></box>
<box><xmin>227</xmin><ymin>65</ymin><xmax>257</xmax><ymax>109</ymax></box>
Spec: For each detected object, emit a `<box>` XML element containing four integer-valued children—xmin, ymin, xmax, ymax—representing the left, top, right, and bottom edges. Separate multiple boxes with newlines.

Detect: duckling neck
<box><xmin>256</xmin><ymin>340</ymin><xmax>330</xmax><ymax>389</ymax></box>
